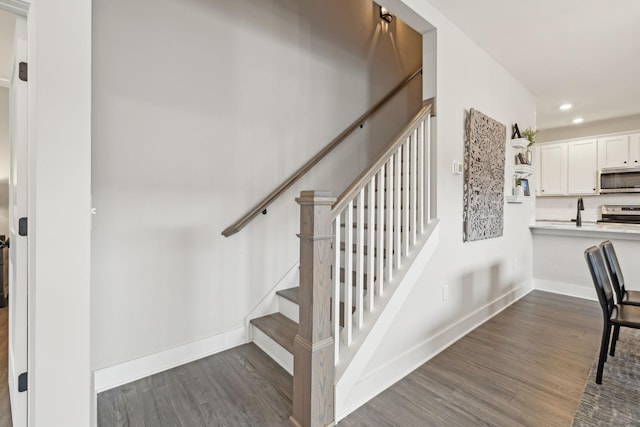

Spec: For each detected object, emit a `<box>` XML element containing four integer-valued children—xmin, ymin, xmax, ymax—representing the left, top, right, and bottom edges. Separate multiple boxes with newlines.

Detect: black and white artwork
<box><xmin>463</xmin><ymin>109</ymin><xmax>506</xmax><ymax>242</ymax></box>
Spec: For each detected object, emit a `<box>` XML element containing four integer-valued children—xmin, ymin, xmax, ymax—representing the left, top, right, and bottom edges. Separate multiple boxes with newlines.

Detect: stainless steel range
<box><xmin>599</xmin><ymin>205</ymin><xmax>640</xmax><ymax>224</ymax></box>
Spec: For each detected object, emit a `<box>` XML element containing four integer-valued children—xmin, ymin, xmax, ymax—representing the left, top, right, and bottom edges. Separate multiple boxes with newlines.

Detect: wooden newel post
<box><xmin>291</xmin><ymin>191</ymin><xmax>336</xmax><ymax>427</ymax></box>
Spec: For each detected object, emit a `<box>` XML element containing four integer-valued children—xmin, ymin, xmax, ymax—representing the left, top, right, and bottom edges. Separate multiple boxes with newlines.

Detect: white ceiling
<box><xmin>426</xmin><ymin>0</ymin><xmax>640</xmax><ymax>130</ymax></box>
<box><xmin>0</xmin><ymin>8</ymin><xmax>16</xmax><ymax>87</ymax></box>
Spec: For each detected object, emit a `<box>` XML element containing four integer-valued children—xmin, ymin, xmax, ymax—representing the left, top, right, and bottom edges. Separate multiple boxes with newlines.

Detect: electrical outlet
<box><xmin>443</xmin><ymin>284</ymin><xmax>449</xmax><ymax>301</ymax></box>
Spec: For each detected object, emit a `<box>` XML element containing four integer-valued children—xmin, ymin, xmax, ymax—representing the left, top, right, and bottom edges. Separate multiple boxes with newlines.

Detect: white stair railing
<box><xmin>293</xmin><ymin>104</ymin><xmax>433</xmax><ymax>427</ymax></box>
<box><xmin>330</xmin><ymin>105</ymin><xmax>432</xmax><ymax>364</ymax></box>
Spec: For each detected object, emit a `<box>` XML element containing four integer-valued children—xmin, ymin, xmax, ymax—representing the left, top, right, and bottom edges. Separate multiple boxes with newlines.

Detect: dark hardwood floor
<box><xmin>99</xmin><ymin>290</ymin><xmax>601</xmax><ymax>426</ymax></box>
<box><xmin>340</xmin><ymin>291</ymin><xmax>601</xmax><ymax>426</ymax></box>
<box><xmin>0</xmin><ymin>307</ymin><xmax>12</xmax><ymax>427</ymax></box>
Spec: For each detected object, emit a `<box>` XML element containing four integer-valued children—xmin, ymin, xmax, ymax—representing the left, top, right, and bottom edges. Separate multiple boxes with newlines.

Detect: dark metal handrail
<box><xmin>222</xmin><ymin>67</ymin><xmax>423</xmax><ymax>237</ymax></box>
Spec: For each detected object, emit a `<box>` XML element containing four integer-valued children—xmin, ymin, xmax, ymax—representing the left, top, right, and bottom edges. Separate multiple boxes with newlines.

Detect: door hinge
<box><xmin>18</xmin><ymin>372</ymin><xmax>27</xmax><ymax>392</ymax></box>
<box><xmin>18</xmin><ymin>217</ymin><xmax>27</xmax><ymax>236</ymax></box>
<box><xmin>19</xmin><ymin>62</ymin><xmax>28</xmax><ymax>82</ymax></box>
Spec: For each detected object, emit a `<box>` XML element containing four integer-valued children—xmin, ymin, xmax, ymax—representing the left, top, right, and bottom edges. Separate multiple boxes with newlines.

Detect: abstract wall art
<box><xmin>463</xmin><ymin>109</ymin><xmax>506</xmax><ymax>242</ymax></box>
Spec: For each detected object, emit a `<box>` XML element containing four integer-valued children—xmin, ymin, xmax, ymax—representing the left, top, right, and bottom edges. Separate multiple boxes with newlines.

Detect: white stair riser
<box><xmin>251</xmin><ymin>326</ymin><xmax>293</xmax><ymax>375</ymax></box>
<box><xmin>278</xmin><ymin>296</ymin><xmax>299</xmax><ymax>323</ymax></box>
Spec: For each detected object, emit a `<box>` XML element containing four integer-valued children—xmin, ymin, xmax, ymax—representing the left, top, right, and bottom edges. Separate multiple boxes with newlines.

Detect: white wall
<box><xmin>0</xmin><ymin>86</ymin><xmax>8</xmax><ymax>237</ymax></box>
<box><xmin>91</xmin><ymin>0</ymin><xmax>422</xmax><ymax>371</ymax></box>
<box><xmin>340</xmin><ymin>0</ymin><xmax>537</xmax><ymax>417</ymax></box>
<box><xmin>539</xmin><ymin>114</ymin><xmax>640</xmax><ymax>143</ymax></box>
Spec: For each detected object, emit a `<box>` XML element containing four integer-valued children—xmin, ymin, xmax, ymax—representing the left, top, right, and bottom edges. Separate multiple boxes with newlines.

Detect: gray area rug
<box><xmin>572</xmin><ymin>328</ymin><xmax>640</xmax><ymax>426</ymax></box>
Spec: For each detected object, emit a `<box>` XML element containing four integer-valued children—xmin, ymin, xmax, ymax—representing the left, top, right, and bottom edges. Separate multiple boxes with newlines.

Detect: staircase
<box><xmin>248</xmin><ymin>105</ymin><xmax>439</xmax><ymax>426</ymax></box>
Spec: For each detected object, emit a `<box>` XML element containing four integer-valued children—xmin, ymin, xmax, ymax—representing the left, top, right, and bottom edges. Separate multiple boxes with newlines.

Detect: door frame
<box><xmin>0</xmin><ymin>1</ymin><xmax>93</xmax><ymax>426</ymax></box>
<box><xmin>7</xmin><ymin>13</ymin><xmax>29</xmax><ymax>427</ymax></box>
<box><xmin>1</xmin><ymin>4</ymin><xmax>29</xmax><ymax>427</ymax></box>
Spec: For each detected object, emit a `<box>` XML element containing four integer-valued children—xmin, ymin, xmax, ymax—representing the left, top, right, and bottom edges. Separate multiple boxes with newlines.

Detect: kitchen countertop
<box><xmin>530</xmin><ymin>220</ymin><xmax>640</xmax><ymax>240</ymax></box>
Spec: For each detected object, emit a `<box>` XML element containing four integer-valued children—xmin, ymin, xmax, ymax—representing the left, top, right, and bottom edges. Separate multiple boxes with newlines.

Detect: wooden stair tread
<box><xmin>275</xmin><ymin>286</ymin><xmax>355</xmax><ymax>327</ymax></box>
<box><xmin>250</xmin><ymin>313</ymin><xmax>297</xmax><ymax>354</ymax></box>
<box><xmin>276</xmin><ymin>287</ymin><xmax>299</xmax><ymax>304</ymax></box>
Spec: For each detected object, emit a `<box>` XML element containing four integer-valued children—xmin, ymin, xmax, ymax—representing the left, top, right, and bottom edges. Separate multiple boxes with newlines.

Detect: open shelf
<box><xmin>506</xmin><ymin>195</ymin><xmax>532</xmax><ymax>203</ymax></box>
<box><xmin>514</xmin><ymin>164</ymin><xmax>534</xmax><ymax>176</ymax></box>
<box><xmin>511</xmin><ymin>138</ymin><xmax>530</xmax><ymax>149</ymax></box>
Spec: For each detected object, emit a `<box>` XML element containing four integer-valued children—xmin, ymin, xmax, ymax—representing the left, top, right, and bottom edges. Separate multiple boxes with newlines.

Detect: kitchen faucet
<box><xmin>576</xmin><ymin>197</ymin><xmax>584</xmax><ymax>227</ymax></box>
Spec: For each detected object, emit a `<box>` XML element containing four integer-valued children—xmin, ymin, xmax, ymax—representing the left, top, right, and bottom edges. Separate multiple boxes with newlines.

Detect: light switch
<box><xmin>452</xmin><ymin>161</ymin><xmax>463</xmax><ymax>175</ymax></box>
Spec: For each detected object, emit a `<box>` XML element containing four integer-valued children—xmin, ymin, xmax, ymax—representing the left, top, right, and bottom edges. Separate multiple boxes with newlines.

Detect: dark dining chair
<box><xmin>584</xmin><ymin>246</ymin><xmax>640</xmax><ymax>384</ymax></box>
<box><xmin>600</xmin><ymin>240</ymin><xmax>640</xmax><ymax>306</ymax></box>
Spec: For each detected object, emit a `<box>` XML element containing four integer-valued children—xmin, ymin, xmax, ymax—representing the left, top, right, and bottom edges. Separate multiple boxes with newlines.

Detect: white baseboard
<box><xmin>533</xmin><ymin>278</ymin><xmax>596</xmax><ymax>301</ymax></box>
<box><xmin>94</xmin><ymin>326</ymin><xmax>246</xmax><ymax>393</ymax></box>
<box><xmin>336</xmin><ymin>280</ymin><xmax>533</xmax><ymax>421</ymax></box>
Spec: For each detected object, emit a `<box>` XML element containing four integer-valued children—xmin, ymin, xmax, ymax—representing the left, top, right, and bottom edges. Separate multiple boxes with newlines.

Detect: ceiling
<box><xmin>425</xmin><ymin>0</ymin><xmax>640</xmax><ymax>130</ymax></box>
<box><xmin>0</xmin><ymin>8</ymin><xmax>15</xmax><ymax>87</ymax></box>
<box><xmin>2</xmin><ymin>2</ymin><xmax>639</xmax><ymax>130</ymax></box>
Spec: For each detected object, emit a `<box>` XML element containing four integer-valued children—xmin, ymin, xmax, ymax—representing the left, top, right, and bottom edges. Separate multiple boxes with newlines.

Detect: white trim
<box><xmin>336</xmin><ymin>280</ymin><xmax>533</xmax><ymax>421</ymax></box>
<box><xmin>0</xmin><ymin>77</ymin><xmax>8</xmax><ymax>87</ymax></box>
<box><xmin>93</xmin><ymin>326</ymin><xmax>246</xmax><ymax>393</ymax></box>
<box><xmin>533</xmin><ymin>278</ymin><xmax>596</xmax><ymax>301</ymax></box>
<box><xmin>0</xmin><ymin>0</ymin><xmax>29</xmax><ymax>16</ymax></box>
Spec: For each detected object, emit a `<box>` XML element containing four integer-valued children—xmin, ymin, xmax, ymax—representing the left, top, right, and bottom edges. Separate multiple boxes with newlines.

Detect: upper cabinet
<box><xmin>539</xmin><ymin>143</ymin><xmax>567</xmax><ymax>196</ymax></box>
<box><xmin>630</xmin><ymin>134</ymin><xmax>640</xmax><ymax>166</ymax></box>
<box><xmin>598</xmin><ymin>134</ymin><xmax>640</xmax><ymax>168</ymax></box>
<box><xmin>537</xmin><ymin>131</ymin><xmax>640</xmax><ymax>197</ymax></box>
<box><xmin>567</xmin><ymin>139</ymin><xmax>598</xmax><ymax>194</ymax></box>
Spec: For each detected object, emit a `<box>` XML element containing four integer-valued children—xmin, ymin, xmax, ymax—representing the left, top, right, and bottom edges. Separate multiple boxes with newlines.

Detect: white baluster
<box><xmin>386</xmin><ymin>157</ymin><xmax>394</xmax><ymax>283</ymax></box>
<box><xmin>402</xmin><ymin>139</ymin><xmax>410</xmax><ymax>256</ymax></box>
<box><xmin>367</xmin><ymin>179</ymin><xmax>375</xmax><ymax>312</ymax></box>
<box><xmin>418</xmin><ymin>119</ymin><xmax>425</xmax><ymax>234</ymax></box>
<box><xmin>344</xmin><ymin>201</ymin><xmax>353</xmax><ymax>346</ymax></box>
<box><xmin>394</xmin><ymin>149</ymin><xmax>402</xmax><ymax>269</ymax></box>
<box><xmin>355</xmin><ymin>190</ymin><xmax>365</xmax><ymax>330</ymax></box>
<box><xmin>411</xmin><ymin>129</ymin><xmax>418</xmax><ymax>245</ymax></box>
<box><xmin>426</xmin><ymin>115</ymin><xmax>432</xmax><ymax>223</ymax></box>
<box><xmin>333</xmin><ymin>215</ymin><xmax>341</xmax><ymax>363</ymax></box>
<box><xmin>376</xmin><ymin>169</ymin><xmax>385</xmax><ymax>296</ymax></box>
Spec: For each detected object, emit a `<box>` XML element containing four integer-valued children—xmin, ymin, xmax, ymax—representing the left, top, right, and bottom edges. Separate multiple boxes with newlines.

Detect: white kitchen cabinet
<box><xmin>567</xmin><ymin>139</ymin><xmax>597</xmax><ymax>194</ymax></box>
<box><xmin>538</xmin><ymin>143</ymin><xmax>567</xmax><ymax>196</ymax></box>
<box><xmin>629</xmin><ymin>133</ymin><xmax>640</xmax><ymax>166</ymax></box>
<box><xmin>598</xmin><ymin>134</ymin><xmax>640</xmax><ymax>168</ymax></box>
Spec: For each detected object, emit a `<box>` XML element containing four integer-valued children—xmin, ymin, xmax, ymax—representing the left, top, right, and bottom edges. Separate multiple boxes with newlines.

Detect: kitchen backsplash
<box><xmin>536</xmin><ymin>194</ymin><xmax>640</xmax><ymax>222</ymax></box>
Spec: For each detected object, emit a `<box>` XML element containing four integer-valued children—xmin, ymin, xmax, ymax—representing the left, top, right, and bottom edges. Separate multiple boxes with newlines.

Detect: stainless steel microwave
<box><xmin>600</xmin><ymin>167</ymin><xmax>640</xmax><ymax>193</ymax></box>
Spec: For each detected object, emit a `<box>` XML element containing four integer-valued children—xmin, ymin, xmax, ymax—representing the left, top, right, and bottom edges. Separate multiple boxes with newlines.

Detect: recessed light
<box><xmin>572</xmin><ymin>117</ymin><xmax>584</xmax><ymax>124</ymax></box>
<box><xmin>559</xmin><ymin>103</ymin><xmax>572</xmax><ymax>111</ymax></box>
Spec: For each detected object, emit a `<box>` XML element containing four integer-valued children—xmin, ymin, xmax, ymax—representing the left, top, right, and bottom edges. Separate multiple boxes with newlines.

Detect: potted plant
<box><xmin>521</xmin><ymin>127</ymin><xmax>537</xmax><ymax>164</ymax></box>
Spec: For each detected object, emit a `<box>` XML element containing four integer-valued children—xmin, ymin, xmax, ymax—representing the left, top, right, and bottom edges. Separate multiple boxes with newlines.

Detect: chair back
<box><xmin>585</xmin><ymin>246</ymin><xmax>615</xmax><ymax>317</ymax></box>
<box><xmin>600</xmin><ymin>240</ymin><xmax>626</xmax><ymax>303</ymax></box>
